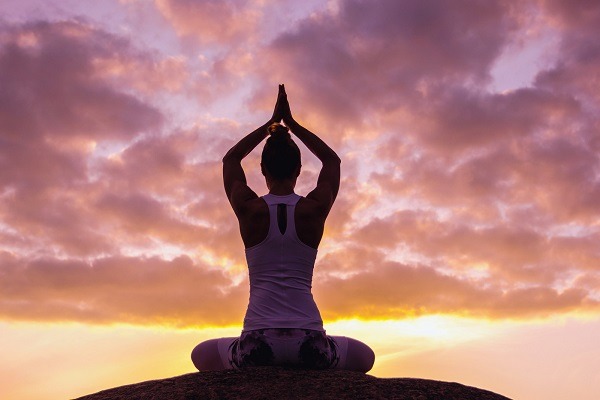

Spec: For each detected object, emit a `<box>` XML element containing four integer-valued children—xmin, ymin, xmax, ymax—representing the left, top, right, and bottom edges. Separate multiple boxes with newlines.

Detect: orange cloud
<box><xmin>0</xmin><ymin>252</ymin><xmax>246</xmax><ymax>327</ymax></box>
<box><xmin>313</xmin><ymin>248</ymin><xmax>597</xmax><ymax>320</ymax></box>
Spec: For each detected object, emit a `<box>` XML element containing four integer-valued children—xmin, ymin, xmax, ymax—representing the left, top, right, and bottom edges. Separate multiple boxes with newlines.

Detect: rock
<box><xmin>75</xmin><ymin>367</ymin><xmax>512</xmax><ymax>400</ymax></box>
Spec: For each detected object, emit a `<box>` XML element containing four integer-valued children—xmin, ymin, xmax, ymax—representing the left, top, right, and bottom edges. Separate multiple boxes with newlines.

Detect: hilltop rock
<box><xmin>75</xmin><ymin>367</ymin><xmax>511</xmax><ymax>400</ymax></box>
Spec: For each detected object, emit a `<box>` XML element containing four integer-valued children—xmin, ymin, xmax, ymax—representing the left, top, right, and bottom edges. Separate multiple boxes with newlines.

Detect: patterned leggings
<box><xmin>217</xmin><ymin>328</ymin><xmax>349</xmax><ymax>369</ymax></box>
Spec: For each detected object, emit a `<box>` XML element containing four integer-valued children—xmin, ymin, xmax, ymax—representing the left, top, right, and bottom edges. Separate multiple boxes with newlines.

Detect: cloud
<box><xmin>351</xmin><ymin>209</ymin><xmax>600</xmax><ymax>283</ymax></box>
<box><xmin>0</xmin><ymin>21</ymin><xmax>163</xmax><ymax>142</ymax></box>
<box><xmin>248</xmin><ymin>0</ymin><xmax>523</xmax><ymax>130</ymax></box>
<box><xmin>3</xmin><ymin>245</ymin><xmax>595</xmax><ymax>328</ymax></box>
<box><xmin>0</xmin><ymin>20</ymin><xmax>166</xmax><ymax>256</ymax></box>
<box><xmin>534</xmin><ymin>0</ymin><xmax>600</xmax><ymax>147</ymax></box>
<box><xmin>155</xmin><ymin>0</ymin><xmax>263</xmax><ymax>44</ymax></box>
<box><xmin>313</xmin><ymin>247</ymin><xmax>597</xmax><ymax>320</ymax></box>
<box><xmin>1</xmin><ymin>1</ymin><xmax>600</xmax><ymax>327</ymax></box>
<box><xmin>0</xmin><ymin>252</ymin><xmax>246</xmax><ymax>327</ymax></box>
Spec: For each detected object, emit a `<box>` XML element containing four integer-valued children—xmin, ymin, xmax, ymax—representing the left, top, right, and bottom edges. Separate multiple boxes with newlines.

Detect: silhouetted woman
<box><xmin>191</xmin><ymin>85</ymin><xmax>375</xmax><ymax>372</ymax></box>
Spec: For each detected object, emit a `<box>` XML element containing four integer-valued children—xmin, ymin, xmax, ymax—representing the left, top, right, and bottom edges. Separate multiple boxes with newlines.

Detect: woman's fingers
<box><xmin>272</xmin><ymin>84</ymin><xmax>290</xmax><ymax>123</ymax></box>
<box><xmin>272</xmin><ymin>86</ymin><xmax>284</xmax><ymax>121</ymax></box>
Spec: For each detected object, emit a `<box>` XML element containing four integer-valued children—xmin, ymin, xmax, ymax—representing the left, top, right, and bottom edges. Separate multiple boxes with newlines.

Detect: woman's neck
<box><xmin>267</xmin><ymin>180</ymin><xmax>296</xmax><ymax>195</ymax></box>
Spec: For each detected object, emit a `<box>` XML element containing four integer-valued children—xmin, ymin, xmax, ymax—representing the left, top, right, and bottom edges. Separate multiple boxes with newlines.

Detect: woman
<box><xmin>191</xmin><ymin>85</ymin><xmax>375</xmax><ymax>372</ymax></box>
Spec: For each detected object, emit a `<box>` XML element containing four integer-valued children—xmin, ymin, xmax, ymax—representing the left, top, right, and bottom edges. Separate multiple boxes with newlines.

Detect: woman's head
<box><xmin>261</xmin><ymin>123</ymin><xmax>301</xmax><ymax>181</ymax></box>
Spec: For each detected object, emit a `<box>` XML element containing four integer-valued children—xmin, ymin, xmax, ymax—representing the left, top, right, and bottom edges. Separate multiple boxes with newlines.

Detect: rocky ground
<box><xmin>75</xmin><ymin>367</ymin><xmax>512</xmax><ymax>400</ymax></box>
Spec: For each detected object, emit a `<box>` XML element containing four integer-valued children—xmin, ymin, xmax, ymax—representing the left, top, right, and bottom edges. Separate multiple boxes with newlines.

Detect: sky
<box><xmin>1</xmin><ymin>0</ymin><xmax>599</xmax><ymax>399</ymax></box>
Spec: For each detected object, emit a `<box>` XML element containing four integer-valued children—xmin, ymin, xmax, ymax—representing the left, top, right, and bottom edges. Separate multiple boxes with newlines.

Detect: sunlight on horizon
<box><xmin>2</xmin><ymin>315</ymin><xmax>599</xmax><ymax>399</ymax></box>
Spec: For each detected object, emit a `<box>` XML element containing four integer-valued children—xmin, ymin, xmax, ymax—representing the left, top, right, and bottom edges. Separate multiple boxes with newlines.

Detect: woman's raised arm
<box><xmin>222</xmin><ymin>87</ymin><xmax>285</xmax><ymax>210</ymax></box>
<box><xmin>280</xmin><ymin>85</ymin><xmax>341</xmax><ymax>203</ymax></box>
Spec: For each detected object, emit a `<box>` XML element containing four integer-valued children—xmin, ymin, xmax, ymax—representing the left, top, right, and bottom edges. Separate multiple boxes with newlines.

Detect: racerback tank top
<box><xmin>243</xmin><ymin>193</ymin><xmax>324</xmax><ymax>332</ymax></box>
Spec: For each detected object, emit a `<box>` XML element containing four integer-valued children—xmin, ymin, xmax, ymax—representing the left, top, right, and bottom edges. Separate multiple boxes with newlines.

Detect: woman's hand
<box><xmin>278</xmin><ymin>84</ymin><xmax>293</xmax><ymax>124</ymax></box>
<box><xmin>271</xmin><ymin>84</ymin><xmax>284</xmax><ymax>122</ymax></box>
<box><xmin>271</xmin><ymin>84</ymin><xmax>292</xmax><ymax>124</ymax></box>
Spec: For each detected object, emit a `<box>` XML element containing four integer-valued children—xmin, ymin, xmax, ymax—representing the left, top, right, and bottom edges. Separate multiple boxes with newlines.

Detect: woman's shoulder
<box><xmin>237</xmin><ymin>197</ymin><xmax>269</xmax><ymax>248</ymax></box>
<box><xmin>296</xmin><ymin>196</ymin><xmax>314</xmax><ymax>212</ymax></box>
<box><xmin>245</xmin><ymin>196</ymin><xmax>269</xmax><ymax>216</ymax></box>
<box><xmin>297</xmin><ymin>190</ymin><xmax>334</xmax><ymax>216</ymax></box>
<box><xmin>295</xmin><ymin>196</ymin><xmax>327</xmax><ymax>249</ymax></box>
<box><xmin>296</xmin><ymin>196</ymin><xmax>330</xmax><ymax>222</ymax></box>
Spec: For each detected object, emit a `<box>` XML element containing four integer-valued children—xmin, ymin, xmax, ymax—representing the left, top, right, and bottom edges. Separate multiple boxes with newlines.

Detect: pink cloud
<box><xmin>2</xmin><ymin>1</ymin><xmax>600</xmax><ymax>327</ymax></box>
<box><xmin>527</xmin><ymin>1</ymin><xmax>600</xmax><ymax>122</ymax></box>
<box><xmin>155</xmin><ymin>0</ymin><xmax>262</xmax><ymax>44</ymax></box>
<box><xmin>412</xmin><ymin>87</ymin><xmax>580</xmax><ymax>152</ymax></box>
<box><xmin>0</xmin><ymin>20</ymin><xmax>166</xmax><ymax>258</ymax></box>
<box><xmin>248</xmin><ymin>0</ymin><xmax>524</xmax><ymax>131</ymax></box>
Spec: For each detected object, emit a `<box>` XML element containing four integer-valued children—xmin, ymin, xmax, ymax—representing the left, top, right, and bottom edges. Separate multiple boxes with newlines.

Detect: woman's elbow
<box><xmin>222</xmin><ymin>151</ymin><xmax>241</xmax><ymax>164</ymax></box>
<box><xmin>326</xmin><ymin>152</ymin><xmax>341</xmax><ymax>165</ymax></box>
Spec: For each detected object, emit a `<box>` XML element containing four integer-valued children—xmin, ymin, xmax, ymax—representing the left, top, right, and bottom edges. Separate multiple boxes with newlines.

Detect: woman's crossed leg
<box><xmin>191</xmin><ymin>332</ymin><xmax>375</xmax><ymax>373</ymax></box>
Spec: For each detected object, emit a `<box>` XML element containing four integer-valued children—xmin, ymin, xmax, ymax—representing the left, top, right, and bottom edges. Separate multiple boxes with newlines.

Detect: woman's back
<box><xmin>237</xmin><ymin>194</ymin><xmax>329</xmax><ymax>250</ymax></box>
<box><xmin>243</xmin><ymin>193</ymin><xmax>323</xmax><ymax>331</ymax></box>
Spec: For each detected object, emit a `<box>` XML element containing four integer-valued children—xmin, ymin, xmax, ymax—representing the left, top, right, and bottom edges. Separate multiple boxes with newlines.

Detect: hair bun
<box><xmin>262</xmin><ymin>123</ymin><xmax>301</xmax><ymax>180</ymax></box>
<box><xmin>267</xmin><ymin>123</ymin><xmax>290</xmax><ymax>143</ymax></box>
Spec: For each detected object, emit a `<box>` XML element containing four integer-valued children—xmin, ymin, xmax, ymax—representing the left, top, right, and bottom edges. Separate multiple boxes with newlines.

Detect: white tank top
<box><xmin>243</xmin><ymin>193</ymin><xmax>324</xmax><ymax>332</ymax></box>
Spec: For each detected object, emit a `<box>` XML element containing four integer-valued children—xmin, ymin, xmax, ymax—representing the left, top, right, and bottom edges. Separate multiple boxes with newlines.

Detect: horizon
<box><xmin>1</xmin><ymin>1</ymin><xmax>600</xmax><ymax>399</ymax></box>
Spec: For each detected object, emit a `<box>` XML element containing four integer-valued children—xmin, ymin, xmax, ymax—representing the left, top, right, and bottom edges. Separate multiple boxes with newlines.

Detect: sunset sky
<box><xmin>1</xmin><ymin>1</ymin><xmax>600</xmax><ymax>399</ymax></box>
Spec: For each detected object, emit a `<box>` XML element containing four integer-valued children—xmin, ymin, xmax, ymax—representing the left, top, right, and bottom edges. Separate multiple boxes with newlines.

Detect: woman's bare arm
<box><xmin>222</xmin><ymin>86</ymin><xmax>285</xmax><ymax>212</ymax></box>
<box><xmin>280</xmin><ymin>85</ymin><xmax>341</xmax><ymax>203</ymax></box>
<box><xmin>287</xmin><ymin>118</ymin><xmax>341</xmax><ymax>200</ymax></box>
<box><xmin>222</xmin><ymin>120</ymin><xmax>271</xmax><ymax>207</ymax></box>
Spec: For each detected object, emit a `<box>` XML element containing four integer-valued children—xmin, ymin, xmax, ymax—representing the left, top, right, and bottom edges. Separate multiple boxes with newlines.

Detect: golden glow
<box><xmin>3</xmin><ymin>316</ymin><xmax>599</xmax><ymax>400</ymax></box>
<box><xmin>326</xmin><ymin>316</ymin><xmax>499</xmax><ymax>357</ymax></box>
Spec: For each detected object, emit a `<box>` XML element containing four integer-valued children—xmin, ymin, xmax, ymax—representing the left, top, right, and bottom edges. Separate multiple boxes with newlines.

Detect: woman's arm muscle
<box><xmin>222</xmin><ymin>120</ymin><xmax>271</xmax><ymax>213</ymax></box>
